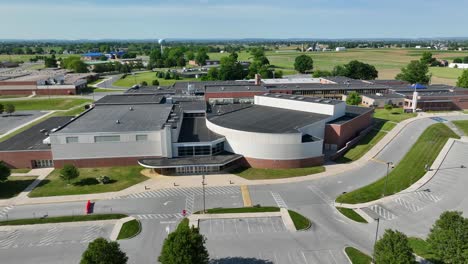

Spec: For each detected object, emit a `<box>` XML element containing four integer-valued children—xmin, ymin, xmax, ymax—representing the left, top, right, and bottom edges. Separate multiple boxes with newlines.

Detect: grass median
<box><xmin>117</xmin><ymin>219</ymin><xmax>141</xmax><ymax>240</ymax></box>
<box><xmin>336</xmin><ymin>123</ymin><xmax>459</xmax><ymax>204</ymax></box>
<box><xmin>345</xmin><ymin>247</ymin><xmax>372</xmax><ymax>264</ymax></box>
<box><xmin>0</xmin><ymin>214</ymin><xmax>127</xmax><ymax>226</ymax></box>
<box><xmin>336</xmin><ymin>207</ymin><xmax>367</xmax><ymax>223</ymax></box>
<box><xmin>1</xmin><ymin>98</ymin><xmax>93</xmax><ymax>111</ymax></box>
<box><xmin>29</xmin><ymin>166</ymin><xmax>148</xmax><ymax>197</ymax></box>
<box><xmin>452</xmin><ymin>120</ymin><xmax>468</xmax><ymax>135</ymax></box>
<box><xmin>232</xmin><ymin>166</ymin><xmax>325</xmax><ymax>180</ymax></box>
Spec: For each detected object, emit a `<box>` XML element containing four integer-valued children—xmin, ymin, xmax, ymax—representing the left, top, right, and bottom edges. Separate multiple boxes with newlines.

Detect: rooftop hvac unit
<box><xmin>376</xmin><ymin>93</ymin><xmax>383</xmax><ymax>96</ymax></box>
<box><xmin>275</xmin><ymin>94</ymin><xmax>282</xmax><ymax>98</ymax></box>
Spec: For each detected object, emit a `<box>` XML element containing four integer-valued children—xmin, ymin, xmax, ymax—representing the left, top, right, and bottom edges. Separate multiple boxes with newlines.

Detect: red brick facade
<box><xmin>53</xmin><ymin>156</ymin><xmax>161</xmax><ymax>168</ymax></box>
<box><xmin>240</xmin><ymin>156</ymin><xmax>324</xmax><ymax>169</ymax></box>
<box><xmin>0</xmin><ymin>150</ymin><xmax>52</xmax><ymax>169</ymax></box>
<box><xmin>324</xmin><ymin>110</ymin><xmax>373</xmax><ymax>149</ymax></box>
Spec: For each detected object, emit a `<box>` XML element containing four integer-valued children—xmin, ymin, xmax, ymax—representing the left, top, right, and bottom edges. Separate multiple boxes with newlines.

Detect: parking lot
<box><xmin>0</xmin><ymin>111</ymin><xmax>47</xmax><ymax>134</ymax></box>
<box><xmin>200</xmin><ymin>217</ymin><xmax>287</xmax><ymax>235</ymax></box>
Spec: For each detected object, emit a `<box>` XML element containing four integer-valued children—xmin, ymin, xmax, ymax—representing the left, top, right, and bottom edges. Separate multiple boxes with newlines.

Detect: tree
<box><xmin>152</xmin><ymin>79</ymin><xmax>160</xmax><ymax>86</ymax></box>
<box><xmin>453</xmin><ymin>58</ymin><xmax>463</xmax><ymax>63</ymax></box>
<box><xmin>0</xmin><ymin>161</ymin><xmax>11</xmax><ymax>182</ymax></box>
<box><xmin>60</xmin><ymin>164</ymin><xmax>79</xmax><ymax>183</ymax></box>
<box><xmin>346</xmin><ymin>91</ymin><xmax>362</xmax><ymax>105</ymax></box>
<box><xmin>0</xmin><ymin>103</ymin><xmax>4</xmax><ymax>114</ymax></box>
<box><xmin>384</xmin><ymin>104</ymin><xmax>393</xmax><ymax>111</ymax></box>
<box><xmin>312</xmin><ymin>70</ymin><xmax>333</xmax><ymax>78</ymax></box>
<box><xmin>374</xmin><ymin>229</ymin><xmax>415</xmax><ymax>264</ymax></box>
<box><xmin>44</xmin><ymin>55</ymin><xmax>58</xmax><ymax>68</ymax></box>
<box><xmin>186</xmin><ymin>51</ymin><xmax>195</xmax><ymax>61</ymax></box>
<box><xmin>204</xmin><ymin>67</ymin><xmax>219</xmax><ymax>80</ymax></box>
<box><xmin>218</xmin><ymin>56</ymin><xmax>246</xmax><ymax>80</ymax></box>
<box><xmin>5</xmin><ymin>104</ymin><xmax>15</xmax><ymax>116</ymax></box>
<box><xmin>396</xmin><ymin>60</ymin><xmax>431</xmax><ymax>85</ymax></box>
<box><xmin>427</xmin><ymin>211</ymin><xmax>468</xmax><ymax>264</ymax></box>
<box><xmin>341</xmin><ymin>60</ymin><xmax>378</xmax><ymax>80</ymax></box>
<box><xmin>80</xmin><ymin>237</ymin><xmax>128</xmax><ymax>264</ymax></box>
<box><xmin>159</xmin><ymin>219</ymin><xmax>209</xmax><ymax>264</ymax></box>
<box><xmin>420</xmin><ymin>51</ymin><xmax>435</xmax><ymax>65</ymax></box>
<box><xmin>195</xmin><ymin>50</ymin><xmax>209</xmax><ymax>66</ymax></box>
<box><xmin>457</xmin><ymin>69</ymin><xmax>468</xmax><ymax>88</ymax></box>
<box><xmin>294</xmin><ymin>55</ymin><xmax>313</xmax><ymax>73</ymax></box>
<box><xmin>464</xmin><ymin>56</ymin><xmax>468</xmax><ymax>64</ymax></box>
<box><xmin>99</xmin><ymin>55</ymin><xmax>108</xmax><ymax>61</ymax></box>
<box><xmin>141</xmin><ymin>81</ymin><xmax>148</xmax><ymax>86</ymax></box>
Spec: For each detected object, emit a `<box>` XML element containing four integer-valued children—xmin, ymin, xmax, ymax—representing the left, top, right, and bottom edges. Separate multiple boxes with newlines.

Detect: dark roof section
<box><xmin>370</xmin><ymin>80</ymin><xmax>410</xmax><ymax>86</ymax></box>
<box><xmin>177</xmin><ymin>117</ymin><xmax>224</xmax><ymax>143</ymax></box>
<box><xmin>139</xmin><ymin>152</ymin><xmax>243</xmax><ymax>168</ymax></box>
<box><xmin>57</xmin><ymin>104</ymin><xmax>173</xmax><ymax>133</ymax></box>
<box><xmin>363</xmin><ymin>93</ymin><xmax>406</xmax><ymax>99</ymax></box>
<box><xmin>258</xmin><ymin>93</ymin><xmax>344</xmax><ymax>105</ymax></box>
<box><xmin>179</xmin><ymin>100</ymin><xmax>206</xmax><ymax>112</ymax></box>
<box><xmin>95</xmin><ymin>94</ymin><xmax>165</xmax><ymax>105</ymax></box>
<box><xmin>205</xmin><ymin>84</ymin><xmax>266</xmax><ymax>93</ymax></box>
<box><xmin>125</xmin><ymin>86</ymin><xmax>176</xmax><ymax>95</ymax></box>
<box><xmin>208</xmin><ymin>104</ymin><xmax>330</xmax><ymax>133</ymax></box>
<box><xmin>265</xmin><ymin>83</ymin><xmax>390</xmax><ymax>91</ymax></box>
<box><xmin>0</xmin><ymin>116</ymin><xmax>72</xmax><ymax>151</ymax></box>
<box><xmin>345</xmin><ymin>105</ymin><xmax>374</xmax><ymax>116</ymax></box>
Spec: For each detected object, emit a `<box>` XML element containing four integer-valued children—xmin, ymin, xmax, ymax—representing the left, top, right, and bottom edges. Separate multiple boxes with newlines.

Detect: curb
<box><xmin>110</xmin><ymin>216</ymin><xmax>135</xmax><ymax>241</ymax></box>
<box><xmin>343</xmin><ymin>247</ymin><xmax>352</xmax><ymax>264</ymax></box>
<box><xmin>0</xmin><ymin>219</ymin><xmax>119</xmax><ymax>232</ymax></box>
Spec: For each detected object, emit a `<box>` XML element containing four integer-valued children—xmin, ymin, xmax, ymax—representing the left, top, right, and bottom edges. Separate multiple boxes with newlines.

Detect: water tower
<box><xmin>158</xmin><ymin>38</ymin><xmax>166</xmax><ymax>54</ymax></box>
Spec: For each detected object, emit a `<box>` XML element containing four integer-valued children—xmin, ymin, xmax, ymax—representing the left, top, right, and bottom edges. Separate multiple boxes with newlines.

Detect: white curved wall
<box><xmin>206</xmin><ymin>119</ymin><xmax>323</xmax><ymax>160</ymax></box>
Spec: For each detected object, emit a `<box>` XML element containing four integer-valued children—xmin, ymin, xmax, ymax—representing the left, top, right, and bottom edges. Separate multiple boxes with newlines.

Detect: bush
<box><xmin>60</xmin><ymin>164</ymin><xmax>79</xmax><ymax>183</ymax></box>
<box><xmin>384</xmin><ymin>104</ymin><xmax>393</xmax><ymax>111</ymax></box>
<box><xmin>0</xmin><ymin>161</ymin><xmax>11</xmax><ymax>182</ymax></box>
<box><xmin>140</xmin><ymin>81</ymin><xmax>148</xmax><ymax>86</ymax></box>
<box><xmin>80</xmin><ymin>237</ymin><xmax>128</xmax><ymax>264</ymax></box>
<box><xmin>152</xmin><ymin>79</ymin><xmax>160</xmax><ymax>86</ymax></box>
<box><xmin>97</xmin><ymin>176</ymin><xmax>111</xmax><ymax>184</ymax></box>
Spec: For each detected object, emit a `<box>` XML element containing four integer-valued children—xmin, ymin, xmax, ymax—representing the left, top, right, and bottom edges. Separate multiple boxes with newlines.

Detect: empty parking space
<box><xmin>200</xmin><ymin>217</ymin><xmax>287</xmax><ymax>235</ymax></box>
<box><xmin>0</xmin><ymin>111</ymin><xmax>47</xmax><ymax>134</ymax></box>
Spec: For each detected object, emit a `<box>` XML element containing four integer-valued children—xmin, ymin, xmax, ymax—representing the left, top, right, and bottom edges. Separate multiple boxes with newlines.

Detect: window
<box><xmin>66</xmin><ymin>137</ymin><xmax>78</xmax><ymax>144</ymax></box>
<box><xmin>178</xmin><ymin>146</ymin><xmax>194</xmax><ymax>157</ymax></box>
<box><xmin>212</xmin><ymin>142</ymin><xmax>224</xmax><ymax>154</ymax></box>
<box><xmin>136</xmin><ymin>135</ymin><xmax>148</xmax><ymax>141</ymax></box>
<box><xmin>194</xmin><ymin>145</ymin><xmax>211</xmax><ymax>156</ymax></box>
<box><xmin>94</xmin><ymin>135</ymin><xmax>120</xmax><ymax>143</ymax></box>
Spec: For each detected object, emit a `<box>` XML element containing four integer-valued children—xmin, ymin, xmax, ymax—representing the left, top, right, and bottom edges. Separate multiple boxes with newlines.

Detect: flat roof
<box><xmin>208</xmin><ymin>104</ymin><xmax>330</xmax><ymax>133</ymax></box>
<box><xmin>178</xmin><ymin>117</ymin><xmax>224</xmax><ymax>143</ymax></box>
<box><xmin>205</xmin><ymin>84</ymin><xmax>266</xmax><ymax>93</ymax></box>
<box><xmin>125</xmin><ymin>86</ymin><xmax>176</xmax><ymax>95</ymax></box>
<box><xmin>265</xmin><ymin>83</ymin><xmax>389</xmax><ymax>91</ymax></box>
<box><xmin>57</xmin><ymin>104</ymin><xmax>173</xmax><ymax>133</ymax></box>
<box><xmin>95</xmin><ymin>94</ymin><xmax>165</xmax><ymax>105</ymax></box>
<box><xmin>363</xmin><ymin>93</ymin><xmax>406</xmax><ymax>99</ymax></box>
<box><xmin>345</xmin><ymin>105</ymin><xmax>374</xmax><ymax>116</ymax></box>
<box><xmin>261</xmin><ymin>78</ymin><xmax>322</xmax><ymax>84</ymax></box>
<box><xmin>0</xmin><ymin>116</ymin><xmax>72</xmax><ymax>151</ymax></box>
<box><xmin>258</xmin><ymin>93</ymin><xmax>344</xmax><ymax>105</ymax></box>
<box><xmin>139</xmin><ymin>152</ymin><xmax>243</xmax><ymax>168</ymax></box>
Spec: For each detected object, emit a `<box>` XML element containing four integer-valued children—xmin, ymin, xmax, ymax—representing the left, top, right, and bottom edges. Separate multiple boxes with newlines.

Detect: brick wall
<box><xmin>324</xmin><ymin>110</ymin><xmax>373</xmax><ymax>149</ymax></box>
<box><xmin>0</xmin><ymin>150</ymin><xmax>52</xmax><ymax>169</ymax></box>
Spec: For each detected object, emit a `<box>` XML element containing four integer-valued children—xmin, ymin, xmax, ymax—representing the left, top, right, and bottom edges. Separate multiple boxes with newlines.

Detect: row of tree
<box><xmin>373</xmin><ymin>211</ymin><xmax>467</xmax><ymax>264</ymax></box>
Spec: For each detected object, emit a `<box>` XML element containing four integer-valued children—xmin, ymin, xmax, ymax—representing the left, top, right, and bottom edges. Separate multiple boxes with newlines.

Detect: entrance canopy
<box><xmin>138</xmin><ymin>152</ymin><xmax>243</xmax><ymax>169</ymax></box>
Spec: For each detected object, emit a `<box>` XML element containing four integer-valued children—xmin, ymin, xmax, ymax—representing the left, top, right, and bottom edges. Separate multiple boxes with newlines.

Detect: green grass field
<box><xmin>232</xmin><ymin>166</ymin><xmax>325</xmax><ymax>180</ymax></box>
<box><xmin>1</xmin><ymin>98</ymin><xmax>93</xmax><ymax>111</ymax></box>
<box><xmin>0</xmin><ymin>176</ymin><xmax>37</xmax><ymax>199</ymax></box>
<box><xmin>117</xmin><ymin>219</ymin><xmax>141</xmax><ymax>240</ymax></box>
<box><xmin>374</xmin><ymin>108</ymin><xmax>417</xmax><ymax>123</ymax></box>
<box><xmin>29</xmin><ymin>166</ymin><xmax>148</xmax><ymax>197</ymax></box>
<box><xmin>345</xmin><ymin>247</ymin><xmax>372</xmax><ymax>264</ymax></box>
<box><xmin>336</xmin><ymin>207</ymin><xmax>367</xmax><ymax>223</ymax></box>
<box><xmin>113</xmin><ymin>72</ymin><xmax>199</xmax><ymax>87</ymax></box>
<box><xmin>336</xmin><ymin>123</ymin><xmax>459</xmax><ymax>204</ymax></box>
<box><xmin>453</xmin><ymin>120</ymin><xmax>468</xmax><ymax>135</ymax></box>
<box><xmin>200</xmin><ymin>206</ymin><xmax>280</xmax><ymax>214</ymax></box>
<box><xmin>208</xmin><ymin>48</ymin><xmax>468</xmax><ymax>83</ymax></box>
<box><xmin>336</xmin><ymin>130</ymin><xmax>387</xmax><ymax>163</ymax></box>
<box><xmin>0</xmin><ymin>214</ymin><xmax>127</xmax><ymax>226</ymax></box>
<box><xmin>288</xmin><ymin>210</ymin><xmax>312</xmax><ymax>230</ymax></box>
<box><xmin>408</xmin><ymin>237</ymin><xmax>441</xmax><ymax>263</ymax></box>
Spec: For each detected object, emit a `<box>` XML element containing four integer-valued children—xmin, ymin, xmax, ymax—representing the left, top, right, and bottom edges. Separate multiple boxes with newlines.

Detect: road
<box><xmin>0</xmin><ymin>115</ymin><xmax>467</xmax><ymax>263</ymax></box>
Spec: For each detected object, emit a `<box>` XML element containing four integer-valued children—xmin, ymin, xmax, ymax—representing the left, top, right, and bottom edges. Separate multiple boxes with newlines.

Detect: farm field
<box><xmin>208</xmin><ymin>48</ymin><xmax>468</xmax><ymax>84</ymax></box>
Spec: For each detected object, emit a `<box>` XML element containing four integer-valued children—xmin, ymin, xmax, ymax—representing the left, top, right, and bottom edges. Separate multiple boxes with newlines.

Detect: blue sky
<box><xmin>1</xmin><ymin>0</ymin><xmax>467</xmax><ymax>39</ymax></box>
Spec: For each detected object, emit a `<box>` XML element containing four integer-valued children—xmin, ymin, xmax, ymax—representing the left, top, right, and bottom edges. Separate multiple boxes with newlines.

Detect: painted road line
<box><xmin>241</xmin><ymin>185</ymin><xmax>252</xmax><ymax>207</ymax></box>
<box><xmin>270</xmin><ymin>192</ymin><xmax>288</xmax><ymax>208</ymax></box>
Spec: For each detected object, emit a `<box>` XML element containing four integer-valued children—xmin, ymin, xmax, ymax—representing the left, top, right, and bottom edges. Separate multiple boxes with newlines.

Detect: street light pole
<box><xmin>382</xmin><ymin>161</ymin><xmax>393</xmax><ymax>197</ymax></box>
<box><xmin>372</xmin><ymin>218</ymin><xmax>380</xmax><ymax>263</ymax></box>
<box><xmin>202</xmin><ymin>175</ymin><xmax>206</xmax><ymax>214</ymax></box>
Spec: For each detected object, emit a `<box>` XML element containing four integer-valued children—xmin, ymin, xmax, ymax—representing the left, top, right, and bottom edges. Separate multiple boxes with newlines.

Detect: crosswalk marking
<box><xmin>116</xmin><ymin>186</ymin><xmax>240</xmax><ymax>200</ymax></box>
<box><xmin>81</xmin><ymin>225</ymin><xmax>102</xmax><ymax>243</ymax></box>
<box><xmin>270</xmin><ymin>192</ymin><xmax>288</xmax><ymax>208</ymax></box>
<box><xmin>0</xmin><ymin>230</ymin><xmax>19</xmax><ymax>249</ymax></box>
<box><xmin>369</xmin><ymin>205</ymin><xmax>396</xmax><ymax>220</ymax></box>
<box><xmin>416</xmin><ymin>191</ymin><xmax>441</xmax><ymax>202</ymax></box>
<box><xmin>133</xmin><ymin>213</ymin><xmax>183</xmax><ymax>220</ymax></box>
<box><xmin>307</xmin><ymin>185</ymin><xmax>333</xmax><ymax>205</ymax></box>
<box><xmin>0</xmin><ymin>205</ymin><xmax>14</xmax><ymax>218</ymax></box>
<box><xmin>394</xmin><ymin>197</ymin><xmax>422</xmax><ymax>212</ymax></box>
<box><xmin>37</xmin><ymin>226</ymin><xmax>61</xmax><ymax>246</ymax></box>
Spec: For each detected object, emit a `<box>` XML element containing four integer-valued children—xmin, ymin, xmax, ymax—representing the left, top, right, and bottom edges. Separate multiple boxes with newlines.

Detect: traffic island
<box><xmin>110</xmin><ymin>216</ymin><xmax>141</xmax><ymax>241</ymax></box>
<box><xmin>344</xmin><ymin>247</ymin><xmax>372</xmax><ymax>264</ymax></box>
<box><xmin>0</xmin><ymin>214</ymin><xmax>127</xmax><ymax>226</ymax></box>
<box><xmin>189</xmin><ymin>206</ymin><xmax>312</xmax><ymax>232</ymax></box>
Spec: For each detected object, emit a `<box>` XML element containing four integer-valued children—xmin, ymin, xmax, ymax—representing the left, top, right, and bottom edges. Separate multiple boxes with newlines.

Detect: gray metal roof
<box><xmin>0</xmin><ymin>116</ymin><xmax>72</xmax><ymax>151</ymax></box>
<box><xmin>205</xmin><ymin>84</ymin><xmax>266</xmax><ymax>93</ymax></box>
<box><xmin>125</xmin><ymin>86</ymin><xmax>175</xmax><ymax>95</ymax></box>
<box><xmin>95</xmin><ymin>94</ymin><xmax>165</xmax><ymax>105</ymax></box>
<box><xmin>208</xmin><ymin>105</ymin><xmax>330</xmax><ymax>133</ymax></box>
<box><xmin>57</xmin><ymin>104</ymin><xmax>173</xmax><ymax>133</ymax></box>
<box><xmin>363</xmin><ymin>93</ymin><xmax>406</xmax><ymax>99</ymax></box>
<box><xmin>178</xmin><ymin>117</ymin><xmax>224</xmax><ymax>143</ymax></box>
<box><xmin>345</xmin><ymin>105</ymin><xmax>374</xmax><ymax>115</ymax></box>
<box><xmin>258</xmin><ymin>93</ymin><xmax>344</xmax><ymax>105</ymax></box>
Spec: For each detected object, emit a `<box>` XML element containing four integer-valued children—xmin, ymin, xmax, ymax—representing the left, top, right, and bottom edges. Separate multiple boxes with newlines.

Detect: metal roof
<box><xmin>177</xmin><ymin>117</ymin><xmax>224</xmax><ymax>143</ymax></box>
<box><xmin>95</xmin><ymin>94</ymin><xmax>165</xmax><ymax>105</ymax></box>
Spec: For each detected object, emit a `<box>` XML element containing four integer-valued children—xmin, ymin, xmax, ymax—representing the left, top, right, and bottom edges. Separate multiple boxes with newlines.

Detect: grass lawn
<box><xmin>380</xmin><ymin>121</ymin><xmax>397</xmax><ymax>131</ymax></box>
<box><xmin>232</xmin><ymin>166</ymin><xmax>325</xmax><ymax>180</ymax></box>
<box><xmin>29</xmin><ymin>166</ymin><xmax>148</xmax><ymax>197</ymax></box>
<box><xmin>453</xmin><ymin>120</ymin><xmax>468</xmax><ymax>135</ymax></box>
<box><xmin>117</xmin><ymin>219</ymin><xmax>141</xmax><ymax>240</ymax></box>
<box><xmin>0</xmin><ymin>95</ymin><xmax>27</xmax><ymax>99</ymax></box>
<box><xmin>345</xmin><ymin>247</ymin><xmax>372</xmax><ymax>264</ymax></box>
<box><xmin>93</xmin><ymin>88</ymin><xmax>124</xmax><ymax>93</ymax></box>
<box><xmin>336</xmin><ymin>123</ymin><xmax>459</xmax><ymax>204</ymax></box>
<box><xmin>288</xmin><ymin>210</ymin><xmax>312</xmax><ymax>230</ymax></box>
<box><xmin>2</xmin><ymin>98</ymin><xmax>93</xmax><ymax>111</ymax></box>
<box><xmin>113</xmin><ymin>72</ymin><xmax>200</xmax><ymax>87</ymax></box>
<box><xmin>0</xmin><ymin>176</ymin><xmax>37</xmax><ymax>199</ymax></box>
<box><xmin>53</xmin><ymin>105</ymin><xmax>88</xmax><ymax>117</ymax></box>
<box><xmin>336</xmin><ymin>130</ymin><xmax>386</xmax><ymax>163</ymax></box>
<box><xmin>408</xmin><ymin>237</ymin><xmax>442</xmax><ymax>263</ymax></box>
<box><xmin>0</xmin><ymin>214</ymin><xmax>127</xmax><ymax>226</ymax></box>
<box><xmin>11</xmin><ymin>168</ymin><xmax>32</xmax><ymax>173</ymax></box>
<box><xmin>374</xmin><ymin>108</ymin><xmax>417</xmax><ymax>123</ymax></box>
<box><xmin>336</xmin><ymin>207</ymin><xmax>368</xmax><ymax>223</ymax></box>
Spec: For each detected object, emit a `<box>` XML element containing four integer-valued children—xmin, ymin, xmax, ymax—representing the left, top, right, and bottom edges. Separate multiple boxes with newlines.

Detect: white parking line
<box><xmin>270</xmin><ymin>192</ymin><xmax>288</xmax><ymax>208</ymax></box>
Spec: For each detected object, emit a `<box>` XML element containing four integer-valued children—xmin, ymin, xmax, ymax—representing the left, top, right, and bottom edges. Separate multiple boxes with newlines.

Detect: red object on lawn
<box><xmin>86</xmin><ymin>200</ymin><xmax>91</xmax><ymax>214</ymax></box>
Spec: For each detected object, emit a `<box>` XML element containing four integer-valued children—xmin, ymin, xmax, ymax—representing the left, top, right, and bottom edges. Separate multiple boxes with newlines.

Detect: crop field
<box><xmin>208</xmin><ymin>48</ymin><xmax>468</xmax><ymax>84</ymax></box>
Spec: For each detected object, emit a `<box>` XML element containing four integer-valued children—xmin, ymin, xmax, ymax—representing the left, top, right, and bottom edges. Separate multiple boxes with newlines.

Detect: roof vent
<box><xmin>247</xmin><ymin>87</ymin><xmax>250</xmax><ymax>90</ymax></box>
<box><xmin>129</xmin><ymin>106</ymin><xmax>134</xmax><ymax>111</ymax></box>
<box><xmin>275</xmin><ymin>94</ymin><xmax>282</xmax><ymax>98</ymax></box>
<box><xmin>116</xmin><ymin>120</ymin><xmax>120</xmax><ymax>124</ymax></box>
<box><xmin>221</xmin><ymin>87</ymin><xmax>225</xmax><ymax>90</ymax></box>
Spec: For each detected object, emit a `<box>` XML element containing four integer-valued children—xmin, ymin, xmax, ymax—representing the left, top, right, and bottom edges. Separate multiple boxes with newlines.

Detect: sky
<box><xmin>1</xmin><ymin>0</ymin><xmax>467</xmax><ymax>40</ymax></box>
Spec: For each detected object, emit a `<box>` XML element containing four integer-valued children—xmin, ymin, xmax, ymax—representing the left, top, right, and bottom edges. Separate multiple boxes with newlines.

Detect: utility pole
<box><xmin>382</xmin><ymin>161</ymin><xmax>393</xmax><ymax>197</ymax></box>
<box><xmin>202</xmin><ymin>175</ymin><xmax>206</xmax><ymax>214</ymax></box>
<box><xmin>372</xmin><ymin>218</ymin><xmax>380</xmax><ymax>263</ymax></box>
